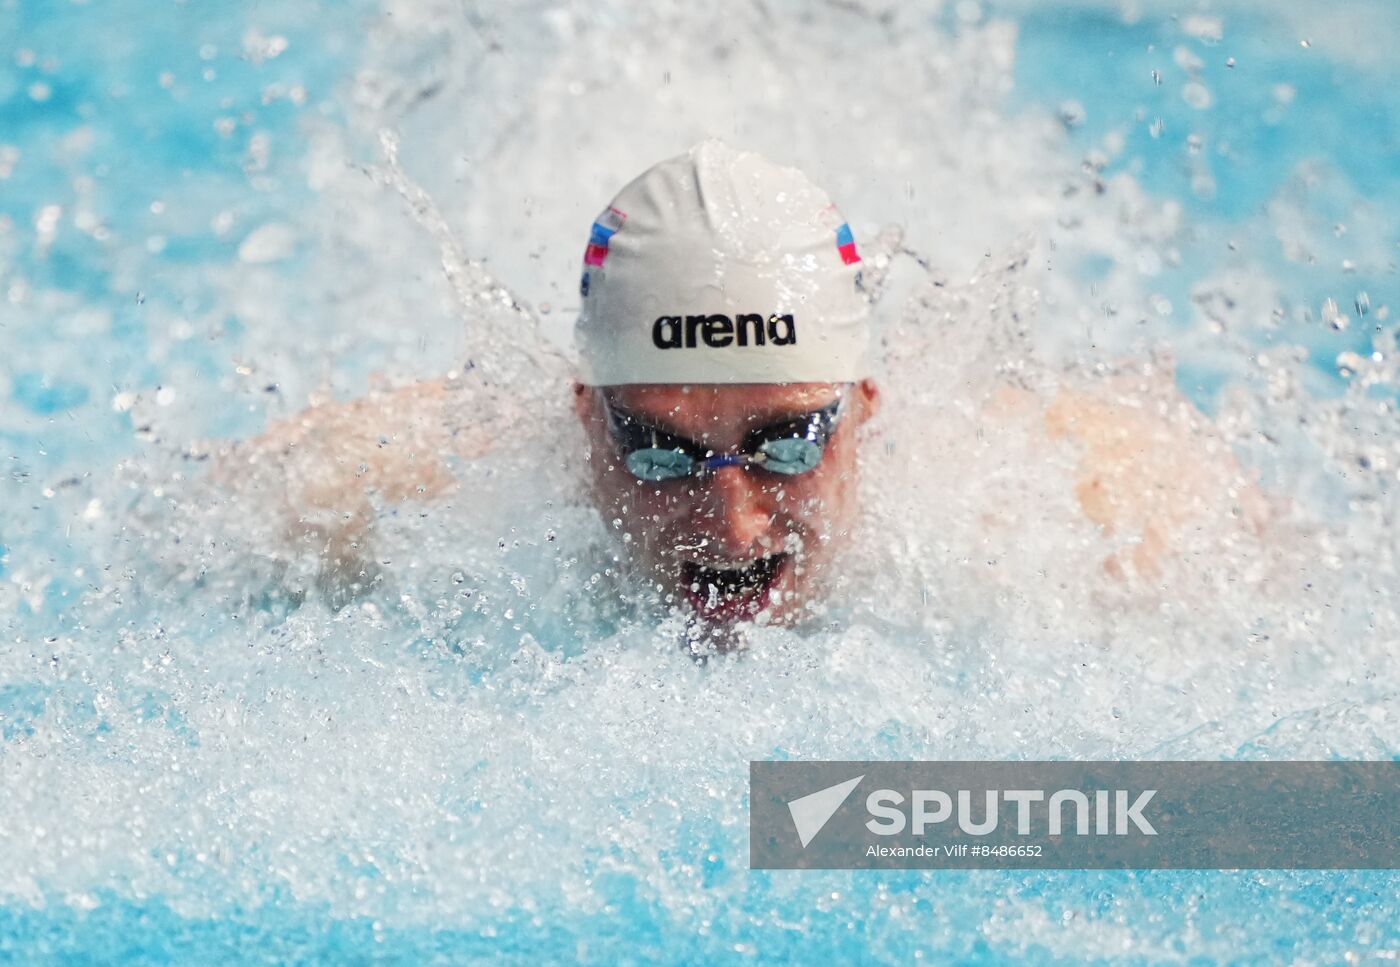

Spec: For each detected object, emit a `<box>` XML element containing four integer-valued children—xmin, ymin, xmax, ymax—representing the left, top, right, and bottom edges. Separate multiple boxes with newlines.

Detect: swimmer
<box><xmin>219</xmin><ymin>140</ymin><xmax>1267</xmax><ymax>626</ymax></box>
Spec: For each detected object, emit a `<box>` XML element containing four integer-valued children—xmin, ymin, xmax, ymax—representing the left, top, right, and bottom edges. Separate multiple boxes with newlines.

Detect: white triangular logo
<box><xmin>787</xmin><ymin>775</ymin><xmax>864</xmax><ymax>848</ymax></box>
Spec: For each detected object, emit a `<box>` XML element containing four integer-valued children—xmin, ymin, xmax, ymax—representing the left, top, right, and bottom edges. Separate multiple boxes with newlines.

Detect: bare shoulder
<box><xmin>981</xmin><ymin>363</ymin><xmax>1271</xmax><ymax>580</ymax></box>
<box><xmin>209</xmin><ymin>376</ymin><xmax>490</xmax><ymax>601</ymax></box>
<box><xmin>223</xmin><ymin>376</ymin><xmax>491</xmax><ymax>499</ymax></box>
<box><xmin>1041</xmin><ymin>364</ymin><xmax>1271</xmax><ymax>578</ymax></box>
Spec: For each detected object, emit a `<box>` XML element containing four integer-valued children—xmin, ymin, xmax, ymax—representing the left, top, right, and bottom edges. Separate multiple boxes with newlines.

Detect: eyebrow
<box><xmin>600</xmin><ymin>391</ymin><xmax>842</xmax><ymax>443</ymax></box>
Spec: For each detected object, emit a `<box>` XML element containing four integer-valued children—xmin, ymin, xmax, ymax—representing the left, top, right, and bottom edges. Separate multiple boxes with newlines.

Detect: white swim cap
<box><xmin>574</xmin><ymin>140</ymin><xmax>871</xmax><ymax>386</ymax></box>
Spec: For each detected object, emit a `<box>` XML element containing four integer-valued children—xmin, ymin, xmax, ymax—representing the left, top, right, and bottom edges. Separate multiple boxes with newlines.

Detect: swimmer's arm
<box><xmin>211</xmin><ymin>377</ymin><xmax>486</xmax><ymax>600</ymax></box>
<box><xmin>1043</xmin><ymin>372</ymin><xmax>1271</xmax><ymax>580</ymax></box>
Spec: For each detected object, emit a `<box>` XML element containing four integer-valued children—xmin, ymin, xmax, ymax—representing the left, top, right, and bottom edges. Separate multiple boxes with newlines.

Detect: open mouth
<box><xmin>680</xmin><ymin>553</ymin><xmax>789</xmax><ymax>623</ymax></box>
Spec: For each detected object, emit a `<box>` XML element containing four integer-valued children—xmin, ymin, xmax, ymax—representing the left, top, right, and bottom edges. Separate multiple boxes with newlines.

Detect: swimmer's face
<box><xmin>574</xmin><ymin>380</ymin><xmax>880</xmax><ymax>628</ymax></box>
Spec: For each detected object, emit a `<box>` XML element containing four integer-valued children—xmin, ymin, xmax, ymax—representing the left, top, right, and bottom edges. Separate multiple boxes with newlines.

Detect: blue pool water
<box><xmin>2</xmin><ymin>1</ymin><xmax>1399</xmax><ymax>963</ymax></box>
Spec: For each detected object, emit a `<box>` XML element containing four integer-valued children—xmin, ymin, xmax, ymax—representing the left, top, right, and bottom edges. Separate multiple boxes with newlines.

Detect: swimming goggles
<box><xmin>601</xmin><ymin>390</ymin><xmax>848</xmax><ymax>482</ymax></box>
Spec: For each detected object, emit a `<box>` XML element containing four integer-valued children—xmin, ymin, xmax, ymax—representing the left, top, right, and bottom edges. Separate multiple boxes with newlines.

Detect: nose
<box><xmin>697</xmin><ymin>465</ymin><xmax>775</xmax><ymax>556</ymax></box>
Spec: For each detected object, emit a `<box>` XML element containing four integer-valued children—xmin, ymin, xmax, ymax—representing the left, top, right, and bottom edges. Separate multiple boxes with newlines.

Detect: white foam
<box><xmin>1</xmin><ymin>0</ymin><xmax>1396</xmax><ymax>952</ymax></box>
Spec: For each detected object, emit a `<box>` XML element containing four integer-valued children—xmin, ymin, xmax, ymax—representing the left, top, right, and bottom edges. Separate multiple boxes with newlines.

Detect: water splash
<box><xmin>1</xmin><ymin>0</ymin><xmax>1398</xmax><ymax>961</ymax></box>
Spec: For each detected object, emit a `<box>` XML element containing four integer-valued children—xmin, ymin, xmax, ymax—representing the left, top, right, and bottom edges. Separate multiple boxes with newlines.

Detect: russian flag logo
<box><xmin>584</xmin><ymin>206</ymin><xmax>627</xmax><ymax>266</ymax></box>
<box><xmin>835</xmin><ymin>223</ymin><xmax>860</xmax><ymax>265</ymax></box>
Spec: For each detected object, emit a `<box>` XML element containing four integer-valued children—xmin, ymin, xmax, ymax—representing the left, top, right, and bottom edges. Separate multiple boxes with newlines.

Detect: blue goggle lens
<box><xmin>756</xmin><ymin>437</ymin><xmax>825</xmax><ymax>475</ymax></box>
<box><xmin>625</xmin><ymin>448</ymin><xmax>696</xmax><ymax>482</ymax></box>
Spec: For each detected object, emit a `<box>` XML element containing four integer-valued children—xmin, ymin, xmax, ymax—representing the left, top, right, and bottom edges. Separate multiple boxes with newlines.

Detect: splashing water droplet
<box><xmin>1322</xmin><ymin>298</ymin><xmax>1349</xmax><ymax>331</ymax></box>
